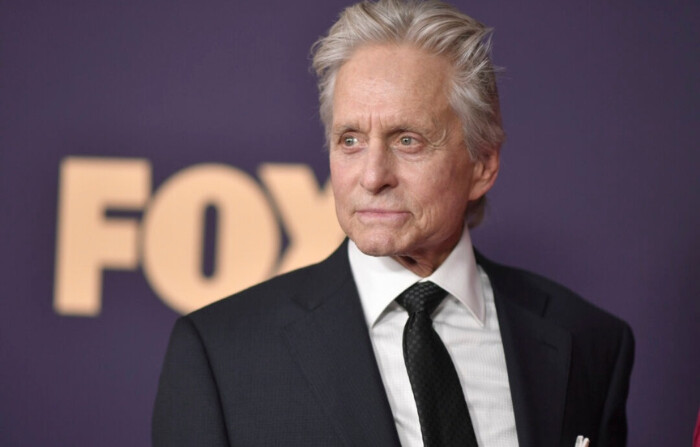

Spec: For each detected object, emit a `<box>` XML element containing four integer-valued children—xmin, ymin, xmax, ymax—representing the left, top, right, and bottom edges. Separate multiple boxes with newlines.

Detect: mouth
<box><xmin>355</xmin><ymin>208</ymin><xmax>410</xmax><ymax>224</ymax></box>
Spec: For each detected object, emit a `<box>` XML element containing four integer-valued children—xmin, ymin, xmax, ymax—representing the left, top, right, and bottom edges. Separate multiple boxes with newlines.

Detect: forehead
<box><xmin>332</xmin><ymin>44</ymin><xmax>454</xmax><ymax>129</ymax></box>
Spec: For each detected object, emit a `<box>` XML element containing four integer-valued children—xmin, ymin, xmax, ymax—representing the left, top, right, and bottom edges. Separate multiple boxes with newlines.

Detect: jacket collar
<box><xmin>476</xmin><ymin>251</ymin><xmax>572</xmax><ymax>447</ymax></box>
<box><xmin>283</xmin><ymin>243</ymin><xmax>572</xmax><ymax>447</ymax></box>
<box><xmin>282</xmin><ymin>241</ymin><xmax>402</xmax><ymax>446</ymax></box>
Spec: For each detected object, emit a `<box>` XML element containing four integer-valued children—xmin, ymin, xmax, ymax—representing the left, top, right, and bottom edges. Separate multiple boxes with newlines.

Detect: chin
<box><xmin>350</xmin><ymin>232</ymin><xmax>404</xmax><ymax>258</ymax></box>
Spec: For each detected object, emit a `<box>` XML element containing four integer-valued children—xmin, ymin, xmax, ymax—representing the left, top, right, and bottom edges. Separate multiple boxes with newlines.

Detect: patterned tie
<box><xmin>396</xmin><ymin>281</ymin><xmax>478</xmax><ymax>447</ymax></box>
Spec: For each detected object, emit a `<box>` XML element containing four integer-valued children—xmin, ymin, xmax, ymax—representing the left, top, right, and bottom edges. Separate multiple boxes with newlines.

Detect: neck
<box><xmin>391</xmin><ymin>252</ymin><xmax>448</xmax><ymax>277</ymax></box>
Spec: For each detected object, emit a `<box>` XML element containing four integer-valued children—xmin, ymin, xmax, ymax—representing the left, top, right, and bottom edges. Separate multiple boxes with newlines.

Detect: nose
<box><xmin>360</xmin><ymin>141</ymin><xmax>397</xmax><ymax>194</ymax></box>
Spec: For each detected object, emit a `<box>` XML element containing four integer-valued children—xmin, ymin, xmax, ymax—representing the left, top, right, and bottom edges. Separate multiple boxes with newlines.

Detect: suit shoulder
<box><xmin>187</xmin><ymin>263</ymin><xmax>316</xmax><ymax>325</ymax></box>
<box><xmin>482</xmin><ymin>256</ymin><xmax>632</xmax><ymax>336</ymax></box>
<box><xmin>185</xmin><ymin>243</ymin><xmax>352</xmax><ymax>333</ymax></box>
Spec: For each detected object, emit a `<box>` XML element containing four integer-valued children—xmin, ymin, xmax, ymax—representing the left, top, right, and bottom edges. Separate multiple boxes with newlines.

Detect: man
<box><xmin>153</xmin><ymin>1</ymin><xmax>634</xmax><ymax>446</ymax></box>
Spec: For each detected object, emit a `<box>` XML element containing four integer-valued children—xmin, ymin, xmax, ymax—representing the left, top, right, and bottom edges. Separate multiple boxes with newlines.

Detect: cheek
<box><xmin>414</xmin><ymin>168</ymin><xmax>462</xmax><ymax>200</ymax></box>
<box><xmin>330</xmin><ymin>165</ymin><xmax>353</xmax><ymax>211</ymax></box>
<box><xmin>329</xmin><ymin>158</ymin><xmax>344</xmax><ymax>189</ymax></box>
<box><xmin>420</xmin><ymin>171</ymin><xmax>471</xmax><ymax>217</ymax></box>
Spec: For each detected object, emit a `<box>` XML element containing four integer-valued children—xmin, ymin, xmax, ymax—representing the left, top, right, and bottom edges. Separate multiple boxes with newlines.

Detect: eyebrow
<box><xmin>331</xmin><ymin>122</ymin><xmax>434</xmax><ymax>137</ymax></box>
<box><xmin>331</xmin><ymin>125</ymin><xmax>359</xmax><ymax>137</ymax></box>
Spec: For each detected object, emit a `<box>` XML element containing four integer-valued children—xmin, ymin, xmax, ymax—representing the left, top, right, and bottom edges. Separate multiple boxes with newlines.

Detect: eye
<box><xmin>399</xmin><ymin>136</ymin><xmax>414</xmax><ymax>146</ymax></box>
<box><xmin>342</xmin><ymin>136</ymin><xmax>358</xmax><ymax>147</ymax></box>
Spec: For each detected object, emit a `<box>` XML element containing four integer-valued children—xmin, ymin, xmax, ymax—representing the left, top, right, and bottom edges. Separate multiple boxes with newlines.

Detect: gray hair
<box><xmin>311</xmin><ymin>0</ymin><xmax>504</xmax><ymax>228</ymax></box>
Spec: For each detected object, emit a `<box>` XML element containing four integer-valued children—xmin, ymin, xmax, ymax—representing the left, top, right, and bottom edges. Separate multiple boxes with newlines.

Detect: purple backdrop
<box><xmin>1</xmin><ymin>1</ymin><xmax>698</xmax><ymax>446</ymax></box>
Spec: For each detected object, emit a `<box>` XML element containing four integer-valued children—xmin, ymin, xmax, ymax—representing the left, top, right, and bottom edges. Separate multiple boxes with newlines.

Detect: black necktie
<box><xmin>396</xmin><ymin>281</ymin><xmax>478</xmax><ymax>447</ymax></box>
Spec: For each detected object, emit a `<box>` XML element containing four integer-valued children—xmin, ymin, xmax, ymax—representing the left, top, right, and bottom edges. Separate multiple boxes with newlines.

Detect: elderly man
<box><xmin>153</xmin><ymin>1</ymin><xmax>634</xmax><ymax>446</ymax></box>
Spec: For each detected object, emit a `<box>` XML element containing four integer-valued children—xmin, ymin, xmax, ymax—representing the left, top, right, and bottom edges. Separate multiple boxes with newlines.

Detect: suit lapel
<box><xmin>280</xmin><ymin>244</ymin><xmax>572</xmax><ymax>446</ymax></box>
<box><xmin>281</xmin><ymin>242</ymin><xmax>401</xmax><ymax>447</ymax></box>
<box><xmin>478</xmin><ymin>253</ymin><xmax>572</xmax><ymax>447</ymax></box>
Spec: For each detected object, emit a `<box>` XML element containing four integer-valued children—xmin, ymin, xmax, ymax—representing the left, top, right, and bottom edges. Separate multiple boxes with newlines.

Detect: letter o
<box><xmin>142</xmin><ymin>164</ymin><xmax>280</xmax><ymax>314</ymax></box>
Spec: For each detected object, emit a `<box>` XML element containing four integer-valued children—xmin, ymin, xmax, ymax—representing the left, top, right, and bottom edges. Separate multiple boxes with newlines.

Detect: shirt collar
<box><xmin>348</xmin><ymin>225</ymin><xmax>485</xmax><ymax>328</ymax></box>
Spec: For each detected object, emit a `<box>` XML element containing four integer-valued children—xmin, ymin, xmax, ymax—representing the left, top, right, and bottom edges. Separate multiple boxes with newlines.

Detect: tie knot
<box><xmin>396</xmin><ymin>281</ymin><xmax>447</xmax><ymax>315</ymax></box>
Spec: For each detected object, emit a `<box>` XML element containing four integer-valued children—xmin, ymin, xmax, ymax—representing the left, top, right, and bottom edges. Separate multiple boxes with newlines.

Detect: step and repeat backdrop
<box><xmin>1</xmin><ymin>1</ymin><xmax>697</xmax><ymax>445</ymax></box>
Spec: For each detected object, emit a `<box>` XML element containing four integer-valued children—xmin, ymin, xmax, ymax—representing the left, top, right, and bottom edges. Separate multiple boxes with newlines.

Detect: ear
<box><xmin>468</xmin><ymin>150</ymin><xmax>500</xmax><ymax>201</ymax></box>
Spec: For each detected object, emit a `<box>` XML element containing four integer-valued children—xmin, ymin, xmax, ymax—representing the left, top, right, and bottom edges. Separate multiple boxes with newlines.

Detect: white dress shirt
<box><xmin>347</xmin><ymin>228</ymin><xmax>519</xmax><ymax>447</ymax></box>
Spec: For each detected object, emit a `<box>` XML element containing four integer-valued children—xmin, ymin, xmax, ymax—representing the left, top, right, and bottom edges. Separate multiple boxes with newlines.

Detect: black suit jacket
<box><xmin>153</xmin><ymin>241</ymin><xmax>634</xmax><ymax>446</ymax></box>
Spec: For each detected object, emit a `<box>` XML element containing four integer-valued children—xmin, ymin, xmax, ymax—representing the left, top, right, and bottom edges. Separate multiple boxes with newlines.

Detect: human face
<box><xmin>330</xmin><ymin>44</ymin><xmax>497</xmax><ymax>276</ymax></box>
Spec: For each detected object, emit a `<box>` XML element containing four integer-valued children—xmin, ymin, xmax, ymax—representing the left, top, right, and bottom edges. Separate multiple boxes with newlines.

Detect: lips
<box><xmin>355</xmin><ymin>208</ymin><xmax>410</xmax><ymax>224</ymax></box>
